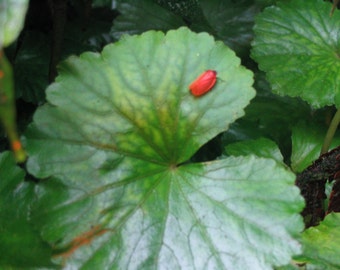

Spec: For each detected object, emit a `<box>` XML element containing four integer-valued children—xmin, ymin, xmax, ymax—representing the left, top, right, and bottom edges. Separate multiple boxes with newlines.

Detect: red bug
<box><xmin>189</xmin><ymin>70</ymin><xmax>217</xmax><ymax>97</ymax></box>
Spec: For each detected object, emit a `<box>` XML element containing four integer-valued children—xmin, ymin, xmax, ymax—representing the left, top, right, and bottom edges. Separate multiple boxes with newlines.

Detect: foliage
<box><xmin>0</xmin><ymin>152</ymin><xmax>54</xmax><ymax>269</ymax></box>
<box><xmin>1</xmin><ymin>0</ymin><xmax>340</xmax><ymax>269</ymax></box>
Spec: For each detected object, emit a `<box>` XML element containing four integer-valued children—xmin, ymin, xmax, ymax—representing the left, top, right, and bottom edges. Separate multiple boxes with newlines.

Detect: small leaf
<box><xmin>0</xmin><ymin>0</ymin><xmax>29</xmax><ymax>47</ymax></box>
<box><xmin>0</xmin><ymin>151</ymin><xmax>54</xmax><ymax>268</ymax></box>
<box><xmin>252</xmin><ymin>0</ymin><xmax>340</xmax><ymax>108</ymax></box>
<box><xmin>291</xmin><ymin>122</ymin><xmax>340</xmax><ymax>173</ymax></box>
<box><xmin>296</xmin><ymin>213</ymin><xmax>340</xmax><ymax>270</ymax></box>
<box><xmin>225</xmin><ymin>137</ymin><xmax>284</xmax><ymax>164</ymax></box>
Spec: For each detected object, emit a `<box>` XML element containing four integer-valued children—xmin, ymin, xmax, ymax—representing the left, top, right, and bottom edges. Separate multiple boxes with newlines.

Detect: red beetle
<box><xmin>189</xmin><ymin>70</ymin><xmax>217</xmax><ymax>97</ymax></box>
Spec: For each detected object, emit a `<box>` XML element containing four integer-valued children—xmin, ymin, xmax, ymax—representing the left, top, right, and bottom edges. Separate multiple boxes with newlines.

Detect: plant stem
<box><xmin>330</xmin><ymin>0</ymin><xmax>339</xmax><ymax>16</ymax></box>
<box><xmin>321</xmin><ymin>108</ymin><xmax>340</xmax><ymax>155</ymax></box>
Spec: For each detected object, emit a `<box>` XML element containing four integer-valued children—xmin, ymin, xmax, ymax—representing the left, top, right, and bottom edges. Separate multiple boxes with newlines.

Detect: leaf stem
<box><xmin>321</xmin><ymin>108</ymin><xmax>340</xmax><ymax>155</ymax></box>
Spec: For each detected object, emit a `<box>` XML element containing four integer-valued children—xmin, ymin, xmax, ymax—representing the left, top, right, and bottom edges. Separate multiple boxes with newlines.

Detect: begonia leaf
<box><xmin>24</xmin><ymin>27</ymin><xmax>303</xmax><ymax>269</ymax></box>
<box><xmin>252</xmin><ymin>0</ymin><xmax>340</xmax><ymax>108</ymax></box>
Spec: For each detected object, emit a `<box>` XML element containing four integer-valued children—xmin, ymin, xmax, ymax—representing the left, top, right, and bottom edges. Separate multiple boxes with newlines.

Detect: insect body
<box><xmin>189</xmin><ymin>70</ymin><xmax>217</xmax><ymax>96</ymax></box>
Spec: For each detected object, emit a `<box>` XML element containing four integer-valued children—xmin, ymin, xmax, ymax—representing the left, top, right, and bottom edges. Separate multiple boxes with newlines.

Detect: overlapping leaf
<box><xmin>24</xmin><ymin>27</ymin><xmax>304</xmax><ymax>269</ymax></box>
<box><xmin>222</xmin><ymin>72</ymin><xmax>311</xmax><ymax>162</ymax></box>
<box><xmin>0</xmin><ymin>0</ymin><xmax>29</xmax><ymax>47</ymax></box>
<box><xmin>252</xmin><ymin>0</ymin><xmax>340</xmax><ymax>108</ymax></box>
<box><xmin>111</xmin><ymin>0</ymin><xmax>185</xmax><ymax>39</ymax></box>
<box><xmin>296</xmin><ymin>213</ymin><xmax>340</xmax><ymax>270</ymax></box>
<box><xmin>0</xmin><ymin>152</ymin><xmax>54</xmax><ymax>269</ymax></box>
<box><xmin>112</xmin><ymin>0</ymin><xmax>262</xmax><ymax>56</ymax></box>
<box><xmin>225</xmin><ymin>137</ymin><xmax>284</xmax><ymax>164</ymax></box>
<box><xmin>13</xmin><ymin>31</ymin><xmax>50</xmax><ymax>103</ymax></box>
<box><xmin>199</xmin><ymin>0</ymin><xmax>260</xmax><ymax>56</ymax></box>
<box><xmin>291</xmin><ymin>122</ymin><xmax>340</xmax><ymax>173</ymax></box>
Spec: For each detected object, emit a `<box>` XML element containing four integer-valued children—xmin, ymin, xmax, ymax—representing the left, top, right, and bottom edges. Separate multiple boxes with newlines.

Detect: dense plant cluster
<box><xmin>1</xmin><ymin>0</ymin><xmax>340</xmax><ymax>269</ymax></box>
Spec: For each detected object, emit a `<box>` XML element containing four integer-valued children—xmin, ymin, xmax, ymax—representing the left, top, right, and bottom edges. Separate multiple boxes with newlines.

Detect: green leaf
<box><xmin>25</xmin><ymin>27</ymin><xmax>254</xmax><ymax>171</ymax></box>
<box><xmin>296</xmin><ymin>213</ymin><xmax>340</xmax><ymax>270</ymax></box>
<box><xmin>156</xmin><ymin>0</ymin><xmax>205</xmax><ymax>23</ymax></box>
<box><xmin>251</xmin><ymin>0</ymin><xmax>340</xmax><ymax>108</ymax></box>
<box><xmin>112</xmin><ymin>0</ymin><xmax>261</xmax><ymax>57</ymax></box>
<box><xmin>111</xmin><ymin>0</ymin><xmax>185</xmax><ymax>39</ymax></box>
<box><xmin>13</xmin><ymin>31</ymin><xmax>49</xmax><ymax>104</ymax></box>
<box><xmin>62</xmin><ymin>14</ymin><xmax>115</xmax><ymax>55</ymax></box>
<box><xmin>222</xmin><ymin>120</ymin><xmax>267</xmax><ymax>144</ymax></box>
<box><xmin>24</xmin><ymin>28</ymin><xmax>303</xmax><ymax>269</ymax></box>
<box><xmin>0</xmin><ymin>0</ymin><xmax>29</xmax><ymax>47</ymax></box>
<box><xmin>199</xmin><ymin>0</ymin><xmax>260</xmax><ymax>56</ymax></box>
<box><xmin>245</xmin><ymin>72</ymin><xmax>311</xmax><ymax>135</ymax></box>
<box><xmin>223</xmin><ymin>72</ymin><xmax>311</xmax><ymax>162</ymax></box>
<box><xmin>255</xmin><ymin>0</ymin><xmax>277</xmax><ymax>7</ymax></box>
<box><xmin>225</xmin><ymin>137</ymin><xmax>284</xmax><ymax>164</ymax></box>
<box><xmin>275</xmin><ymin>263</ymin><xmax>299</xmax><ymax>270</ymax></box>
<box><xmin>0</xmin><ymin>151</ymin><xmax>54</xmax><ymax>268</ymax></box>
<box><xmin>291</xmin><ymin>122</ymin><xmax>340</xmax><ymax>173</ymax></box>
<box><xmin>30</xmin><ymin>157</ymin><xmax>304</xmax><ymax>269</ymax></box>
<box><xmin>92</xmin><ymin>0</ymin><xmax>113</xmax><ymax>8</ymax></box>
<box><xmin>14</xmin><ymin>15</ymin><xmax>114</xmax><ymax>105</ymax></box>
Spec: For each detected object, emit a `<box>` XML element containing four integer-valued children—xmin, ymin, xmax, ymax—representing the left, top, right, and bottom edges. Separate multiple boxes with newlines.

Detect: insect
<box><xmin>189</xmin><ymin>70</ymin><xmax>217</xmax><ymax>97</ymax></box>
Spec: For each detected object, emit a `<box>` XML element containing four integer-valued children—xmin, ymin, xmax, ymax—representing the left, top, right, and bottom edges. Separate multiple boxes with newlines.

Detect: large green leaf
<box><xmin>30</xmin><ymin>156</ymin><xmax>303</xmax><ymax>269</ymax></box>
<box><xmin>0</xmin><ymin>151</ymin><xmax>54</xmax><ymax>269</ymax></box>
<box><xmin>251</xmin><ymin>0</ymin><xmax>340</xmax><ymax>108</ymax></box>
<box><xmin>0</xmin><ymin>0</ymin><xmax>29</xmax><ymax>47</ymax></box>
<box><xmin>25</xmin><ymin>27</ymin><xmax>304</xmax><ymax>269</ymax></box>
<box><xmin>26</xmin><ymin>27</ymin><xmax>254</xmax><ymax>169</ymax></box>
